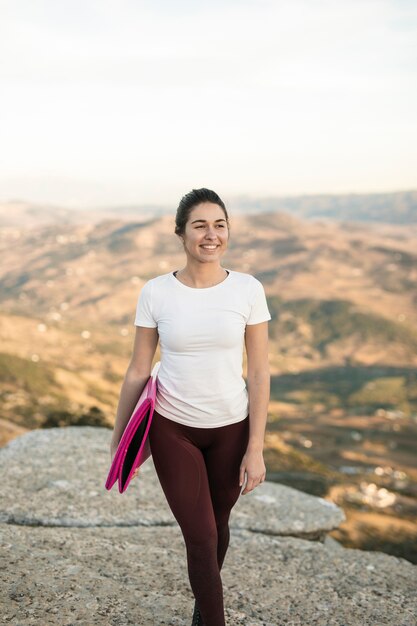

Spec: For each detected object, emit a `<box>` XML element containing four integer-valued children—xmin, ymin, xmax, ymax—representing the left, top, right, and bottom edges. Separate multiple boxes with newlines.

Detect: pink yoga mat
<box><xmin>105</xmin><ymin>361</ymin><xmax>160</xmax><ymax>493</ymax></box>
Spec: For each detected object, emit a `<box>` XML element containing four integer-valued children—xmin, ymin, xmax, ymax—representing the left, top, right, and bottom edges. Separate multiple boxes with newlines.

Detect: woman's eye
<box><xmin>195</xmin><ymin>224</ymin><xmax>225</xmax><ymax>228</ymax></box>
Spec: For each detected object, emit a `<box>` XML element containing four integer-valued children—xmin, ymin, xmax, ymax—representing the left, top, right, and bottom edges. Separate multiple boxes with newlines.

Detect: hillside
<box><xmin>1</xmin><ymin>188</ymin><xmax>417</xmax><ymax>229</ymax></box>
<box><xmin>1</xmin><ymin>210</ymin><xmax>416</xmax><ymax>429</ymax></box>
<box><xmin>1</xmin><ymin>207</ymin><xmax>416</xmax><ymax>562</ymax></box>
<box><xmin>230</xmin><ymin>189</ymin><xmax>417</xmax><ymax>224</ymax></box>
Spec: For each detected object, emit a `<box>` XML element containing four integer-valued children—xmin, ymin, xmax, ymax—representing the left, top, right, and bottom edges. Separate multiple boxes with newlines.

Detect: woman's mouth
<box><xmin>200</xmin><ymin>245</ymin><xmax>219</xmax><ymax>250</ymax></box>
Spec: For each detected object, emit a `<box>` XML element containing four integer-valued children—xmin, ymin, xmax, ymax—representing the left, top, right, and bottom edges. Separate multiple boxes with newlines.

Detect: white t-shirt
<box><xmin>134</xmin><ymin>268</ymin><xmax>271</xmax><ymax>428</ymax></box>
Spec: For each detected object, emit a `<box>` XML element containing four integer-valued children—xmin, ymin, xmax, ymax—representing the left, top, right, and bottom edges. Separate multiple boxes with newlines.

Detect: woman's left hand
<box><xmin>239</xmin><ymin>448</ymin><xmax>266</xmax><ymax>495</ymax></box>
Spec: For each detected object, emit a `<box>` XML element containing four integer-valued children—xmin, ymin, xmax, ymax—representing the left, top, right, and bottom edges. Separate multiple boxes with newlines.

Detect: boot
<box><xmin>191</xmin><ymin>600</ymin><xmax>205</xmax><ymax>626</ymax></box>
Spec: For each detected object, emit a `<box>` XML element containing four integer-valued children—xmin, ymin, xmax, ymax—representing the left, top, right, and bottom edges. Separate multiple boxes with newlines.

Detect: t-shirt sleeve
<box><xmin>246</xmin><ymin>279</ymin><xmax>272</xmax><ymax>325</ymax></box>
<box><xmin>134</xmin><ymin>281</ymin><xmax>157</xmax><ymax>328</ymax></box>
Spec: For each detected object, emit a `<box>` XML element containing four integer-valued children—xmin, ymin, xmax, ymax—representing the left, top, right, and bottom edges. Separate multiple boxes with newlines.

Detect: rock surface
<box><xmin>0</xmin><ymin>426</ymin><xmax>345</xmax><ymax>537</ymax></box>
<box><xmin>1</xmin><ymin>426</ymin><xmax>416</xmax><ymax>625</ymax></box>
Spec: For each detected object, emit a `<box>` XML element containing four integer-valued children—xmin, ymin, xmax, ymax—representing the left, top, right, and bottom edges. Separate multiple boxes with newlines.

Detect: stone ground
<box><xmin>1</xmin><ymin>426</ymin><xmax>416</xmax><ymax>625</ymax></box>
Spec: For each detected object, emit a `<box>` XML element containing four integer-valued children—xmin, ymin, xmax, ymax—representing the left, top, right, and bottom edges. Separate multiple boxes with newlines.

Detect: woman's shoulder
<box><xmin>136</xmin><ymin>273</ymin><xmax>173</xmax><ymax>300</ymax></box>
<box><xmin>229</xmin><ymin>269</ymin><xmax>263</xmax><ymax>287</ymax></box>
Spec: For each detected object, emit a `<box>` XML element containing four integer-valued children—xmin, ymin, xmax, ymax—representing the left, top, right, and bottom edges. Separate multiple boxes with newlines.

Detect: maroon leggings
<box><xmin>148</xmin><ymin>409</ymin><xmax>250</xmax><ymax>626</ymax></box>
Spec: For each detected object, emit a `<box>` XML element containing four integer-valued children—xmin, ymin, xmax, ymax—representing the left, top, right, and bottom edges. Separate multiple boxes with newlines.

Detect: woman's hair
<box><xmin>175</xmin><ymin>188</ymin><xmax>230</xmax><ymax>236</ymax></box>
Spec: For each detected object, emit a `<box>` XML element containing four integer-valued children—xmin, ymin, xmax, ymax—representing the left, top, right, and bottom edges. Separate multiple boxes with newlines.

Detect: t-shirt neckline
<box><xmin>171</xmin><ymin>269</ymin><xmax>231</xmax><ymax>291</ymax></box>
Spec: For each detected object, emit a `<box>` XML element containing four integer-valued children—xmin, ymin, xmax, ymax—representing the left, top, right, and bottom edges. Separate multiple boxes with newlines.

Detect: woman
<box><xmin>110</xmin><ymin>188</ymin><xmax>271</xmax><ymax>626</ymax></box>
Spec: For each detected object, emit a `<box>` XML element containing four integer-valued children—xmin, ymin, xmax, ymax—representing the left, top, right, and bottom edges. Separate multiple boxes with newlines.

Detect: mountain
<box><xmin>1</xmin><ymin>209</ymin><xmax>416</xmax><ymax>423</ymax></box>
<box><xmin>0</xmin><ymin>200</ymin><xmax>167</xmax><ymax>229</ymax></box>
<box><xmin>1</xmin><ymin>207</ymin><xmax>417</xmax><ymax>561</ymax></box>
<box><xmin>1</xmin><ymin>189</ymin><xmax>417</xmax><ymax>228</ymax></box>
<box><xmin>229</xmin><ymin>189</ymin><xmax>417</xmax><ymax>224</ymax></box>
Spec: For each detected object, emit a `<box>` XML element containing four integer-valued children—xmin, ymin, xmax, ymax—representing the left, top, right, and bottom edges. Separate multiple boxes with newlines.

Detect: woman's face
<box><xmin>180</xmin><ymin>202</ymin><xmax>229</xmax><ymax>264</ymax></box>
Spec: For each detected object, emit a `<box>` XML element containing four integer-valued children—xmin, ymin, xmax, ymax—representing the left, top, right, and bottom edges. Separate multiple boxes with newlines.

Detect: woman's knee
<box><xmin>211</xmin><ymin>486</ymin><xmax>242</xmax><ymax>521</ymax></box>
<box><xmin>182</xmin><ymin>521</ymin><xmax>218</xmax><ymax>549</ymax></box>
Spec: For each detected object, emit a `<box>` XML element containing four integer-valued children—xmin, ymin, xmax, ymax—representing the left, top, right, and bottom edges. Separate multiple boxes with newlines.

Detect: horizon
<box><xmin>1</xmin><ymin>187</ymin><xmax>416</xmax><ymax>212</ymax></box>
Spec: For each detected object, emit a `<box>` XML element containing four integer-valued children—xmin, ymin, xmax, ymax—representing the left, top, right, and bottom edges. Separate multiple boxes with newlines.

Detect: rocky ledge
<box><xmin>0</xmin><ymin>426</ymin><xmax>415</xmax><ymax>625</ymax></box>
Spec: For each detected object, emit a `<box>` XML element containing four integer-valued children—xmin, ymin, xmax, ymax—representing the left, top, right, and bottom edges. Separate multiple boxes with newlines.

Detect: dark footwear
<box><xmin>191</xmin><ymin>600</ymin><xmax>205</xmax><ymax>625</ymax></box>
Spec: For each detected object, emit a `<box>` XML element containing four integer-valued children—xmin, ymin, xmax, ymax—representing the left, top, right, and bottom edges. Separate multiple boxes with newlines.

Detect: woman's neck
<box><xmin>175</xmin><ymin>265</ymin><xmax>228</xmax><ymax>288</ymax></box>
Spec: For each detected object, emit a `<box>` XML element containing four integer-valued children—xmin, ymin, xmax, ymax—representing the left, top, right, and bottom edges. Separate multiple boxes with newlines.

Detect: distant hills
<box><xmin>229</xmin><ymin>190</ymin><xmax>417</xmax><ymax>224</ymax></box>
<box><xmin>0</xmin><ymin>201</ymin><xmax>416</xmax><ymax>434</ymax></box>
<box><xmin>2</xmin><ymin>193</ymin><xmax>416</xmax><ymax>560</ymax></box>
<box><xmin>1</xmin><ymin>189</ymin><xmax>417</xmax><ymax>228</ymax></box>
<box><xmin>0</xmin><ymin>200</ymin><xmax>166</xmax><ymax>229</ymax></box>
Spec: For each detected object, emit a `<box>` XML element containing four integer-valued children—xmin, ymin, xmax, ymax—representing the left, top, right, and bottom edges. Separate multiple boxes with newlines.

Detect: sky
<box><xmin>1</xmin><ymin>0</ymin><xmax>416</xmax><ymax>208</ymax></box>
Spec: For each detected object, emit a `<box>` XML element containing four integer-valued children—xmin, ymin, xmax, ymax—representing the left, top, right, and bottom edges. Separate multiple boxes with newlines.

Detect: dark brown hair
<box><xmin>174</xmin><ymin>188</ymin><xmax>230</xmax><ymax>236</ymax></box>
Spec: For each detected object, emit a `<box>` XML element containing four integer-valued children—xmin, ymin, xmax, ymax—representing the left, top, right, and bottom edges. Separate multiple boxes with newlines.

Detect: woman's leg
<box><xmin>149</xmin><ymin>411</ymin><xmax>227</xmax><ymax>626</ymax></box>
<box><xmin>202</xmin><ymin>416</ymin><xmax>250</xmax><ymax>572</ymax></box>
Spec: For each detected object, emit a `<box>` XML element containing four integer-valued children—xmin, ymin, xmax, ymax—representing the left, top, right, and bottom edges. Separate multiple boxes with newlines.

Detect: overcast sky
<box><xmin>1</xmin><ymin>0</ymin><xmax>416</xmax><ymax>207</ymax></box>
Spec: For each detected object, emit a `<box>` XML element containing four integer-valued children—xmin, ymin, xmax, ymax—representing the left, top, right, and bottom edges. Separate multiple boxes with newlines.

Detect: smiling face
<box><xmin>179</xmin><ymin>201</ymin><xmax>229</xmax><ymax>264</ymax></box>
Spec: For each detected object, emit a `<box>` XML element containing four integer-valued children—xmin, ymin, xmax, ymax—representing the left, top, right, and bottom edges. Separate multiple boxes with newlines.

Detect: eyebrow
<box><xmin>190</xmin><ymin>218</ymin><xmax>227</xmax><ymax>224</ymax></box>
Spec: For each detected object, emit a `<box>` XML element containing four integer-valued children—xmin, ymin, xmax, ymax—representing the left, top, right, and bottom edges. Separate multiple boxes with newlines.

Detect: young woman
<box><xmin>110</xmin><ymin>188</ymin><xmax>271</xmax><ymax>626</ymax></box>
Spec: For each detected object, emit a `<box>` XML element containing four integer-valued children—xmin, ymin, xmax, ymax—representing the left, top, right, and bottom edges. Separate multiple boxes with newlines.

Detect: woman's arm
<box><xmin>239</xmin><ymin>320</ymin><xmax>270</xmax><ymax>494</ymax></box>
<box><xmin>110</xmin><ymin>326</ymin><xmax>159</xmax><ymax>456</ymax></box>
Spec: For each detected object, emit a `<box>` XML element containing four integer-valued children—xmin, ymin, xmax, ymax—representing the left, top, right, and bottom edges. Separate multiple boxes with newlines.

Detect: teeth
<box><xmin>201</xmin><ymin>245</ymin><xmax>218</xmax><ymax>249</ymax></box>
